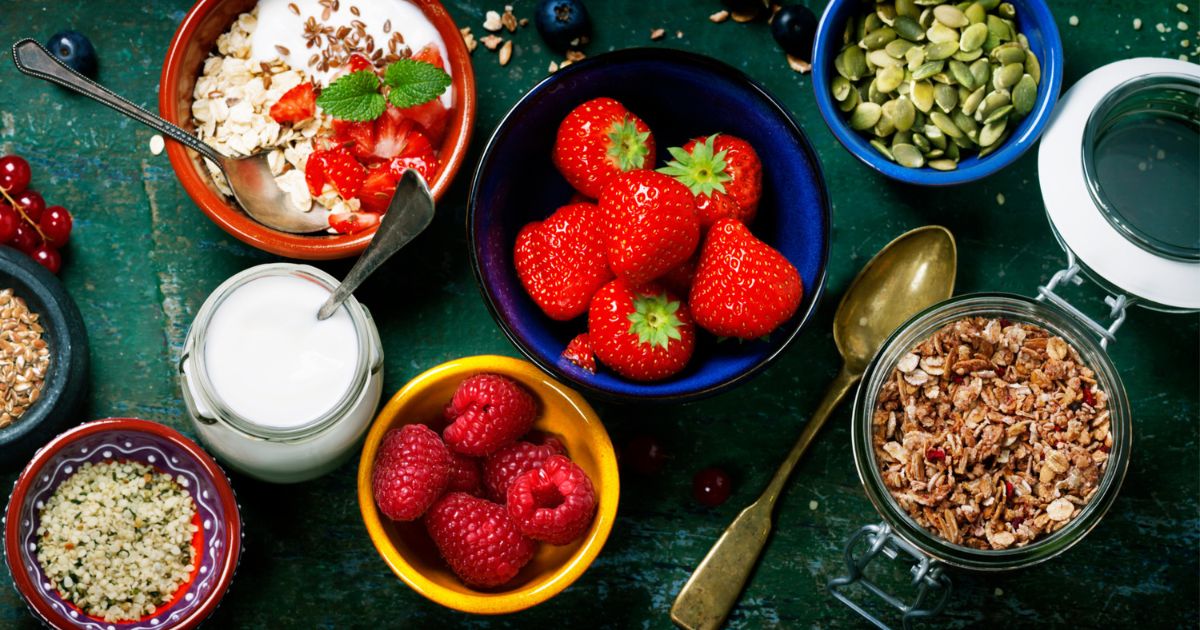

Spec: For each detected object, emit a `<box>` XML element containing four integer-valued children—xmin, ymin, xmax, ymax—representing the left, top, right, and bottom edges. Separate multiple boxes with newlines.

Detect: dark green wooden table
<box><xmin>1</xmin><ymin>1</ymin><xmax>1197</xmax><ymax>627</ymax></box>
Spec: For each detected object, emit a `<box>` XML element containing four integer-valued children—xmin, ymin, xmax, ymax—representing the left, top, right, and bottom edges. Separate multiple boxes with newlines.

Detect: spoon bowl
<box><xmin>670</xmin><ymin>226</ymin><xmax>957</xmax><ymax>630</ymax></box>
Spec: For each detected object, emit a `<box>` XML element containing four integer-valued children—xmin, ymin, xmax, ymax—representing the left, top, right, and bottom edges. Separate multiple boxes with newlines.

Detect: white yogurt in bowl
<box><xmin>180</xmin><ymin>263</ymin><xmax>383</xmax><ymax>483</ymax></box>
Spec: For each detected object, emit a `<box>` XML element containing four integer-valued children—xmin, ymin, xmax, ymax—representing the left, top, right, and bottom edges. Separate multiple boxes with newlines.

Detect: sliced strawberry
<box><xmin>358</xmin><ymin>164</ymin><xmax>398</xmax><ymax>213</ymax></box>
<box><xmin>347</xmin><ymin>52</ymin><xmax>374</xmax><ymax>73</ymax></box>
<box><xmin>305</xmin><ymin>151</ymin><xmax>327</xmax><ymax>196</ymax></box>
<box><xmin>331</xmin><ymin>119</ymin><xmax>376</xmax><ymax>161</ymax></box>
<box><xmin>309</xmin><ymin>146</ymin><xmax>366</xmax><ymax>198</ymax></box>
<box><xmin>369</xmin><ymin>107</ymin><xmax>415</xmax><ymax>162</ymax></box>
<box><xmin>329</xmin><ymin>211</ymin><xmax>381</xmax><ymax>234</ymax></box>
<box><xmin>562</xmin><ymin>334</ymin><xmax>596</xmax><ymax>374</ymax></box>
<box><xmin>269</xmin><ymin>82</ymin><xmax>316</xmax><ymax>124</ymax></box>
<box><xmin>386</xmin><ymin>127</ymin><xmax>438</xmax><ymax>184</ymax></box>
<box><xmin>411</xmin><ymin>44</ymin><xmax>445</xmax><ymax>69</ymax></box>
<box><xmin>398</xmin><ymin>99</ymin><xmax>449</xmax><ymax>146</ymax></box>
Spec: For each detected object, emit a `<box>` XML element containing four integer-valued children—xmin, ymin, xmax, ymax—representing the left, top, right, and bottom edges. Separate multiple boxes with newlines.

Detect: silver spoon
<box><xmin>11</xmin><ymin>39</ymin><xmax>328</xmax><ymax>234</ymax></box>
<box><xmin>317</xmin><ymin>169</ymin><xmax>434</xmax><ymax>320</ymax></box>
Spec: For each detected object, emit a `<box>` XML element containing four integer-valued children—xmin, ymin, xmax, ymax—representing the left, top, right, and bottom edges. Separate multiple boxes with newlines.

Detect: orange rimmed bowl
<box><xmin>357</xmin><ymin>355</ymin><xmax>619</xmax><ymax>614</ymax></box>
<box><xmin>158</xmin><ymin>0</ymin><xmax>476</xmax><ymax>260</ymax></box>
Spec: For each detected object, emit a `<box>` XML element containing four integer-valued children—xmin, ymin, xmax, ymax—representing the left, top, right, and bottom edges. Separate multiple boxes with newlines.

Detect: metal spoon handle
<box><xmin>670</xmin><ymin>365</ymin><xmax>861</xmax><ymax>630</ymax></box>
<box><xmin>11</xmin><ymin>39</ymin><xmax>225</xmax><ymax>165</ymax></box>
<box><xmin>317</xmin><ymin>170</ymin><xmax>435</xmax><ymax>320</ymax></box>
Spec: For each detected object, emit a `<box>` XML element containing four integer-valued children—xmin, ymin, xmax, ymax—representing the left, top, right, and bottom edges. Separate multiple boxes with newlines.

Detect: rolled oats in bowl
<box><xmin>35</xmin><ymin>460</ymin><xmax>199</xmax><ymax>623</ymax></box>
<box><xmin>872</xmin><ymin>316</ymin><xmax>1110</xmax><ymax>551</ymax></box>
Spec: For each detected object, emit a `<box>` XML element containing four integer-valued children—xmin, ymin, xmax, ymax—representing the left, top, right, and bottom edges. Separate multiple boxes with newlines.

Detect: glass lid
<box><xmin>1039</xmin><ymin>58</ymin><xmax>1200</xmax><ymax>311</ymax></box>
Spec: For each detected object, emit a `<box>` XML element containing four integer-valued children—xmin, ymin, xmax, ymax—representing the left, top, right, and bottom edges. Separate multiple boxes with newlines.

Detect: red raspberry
<box><xmin>447</xmin><ymin>451</ymin><xmax>483</xmax><ymax>495</ymax></box>
<box><xmin>443</xmin><ymin>374</ymin><xmax>538</xmax><ymax>456</ymax></box>
<box><xmin>506</xmin><ymin>455</ymin><xmax>596</xmax><ymax>545</ymax></box>
<box><xmin>424</xmin><ymin>492</ymin><xmax>537</xmax><ymax>588</ymax></box>
<box><xmin>482</xmin><ymin>436</ymin><xmax>566</xmax><ymax>502</ymax></box>
<box><xmin>372</xmin><ymin>424</ymin><xmax>452</xmax><ymax>521</ymax></box>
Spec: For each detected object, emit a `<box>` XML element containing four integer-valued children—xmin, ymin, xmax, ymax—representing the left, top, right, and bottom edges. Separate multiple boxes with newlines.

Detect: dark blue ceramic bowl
<box><xmin>468</xmin><ymin>49</ymin><xmax>830</xmax><ymax>403</ymax></box>
<box><xmin>812</xmin><ymin>0</ymin><xmax>1063</xmax><ymax>185</ymax></box>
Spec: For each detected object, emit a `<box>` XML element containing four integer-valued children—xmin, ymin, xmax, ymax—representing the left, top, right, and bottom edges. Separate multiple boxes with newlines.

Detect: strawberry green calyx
<box><xmin>607</xmin><ymin>117</ymin><xmax>653</xmax><ymax>171</ymax></box>
<box><xmin>626</xmin><ymin>293</ymin><xmax>685</xmax><ymax>349</ymax></box>
<box><xmin>657</xmin><ymin>134</ymin><xmax>732</xmax><ymax>197</ymax></box>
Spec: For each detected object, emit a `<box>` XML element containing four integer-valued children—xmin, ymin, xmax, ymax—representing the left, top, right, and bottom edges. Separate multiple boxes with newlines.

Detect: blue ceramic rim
<box><xmin>811</xmin><ymin>0</ymin><xmax>1065</xmax><ymax>186</ymax></box>
<box><xmin>467</xmin><ymin>47</ymin><xmax>832</xmax><ymax>404</ymax></box>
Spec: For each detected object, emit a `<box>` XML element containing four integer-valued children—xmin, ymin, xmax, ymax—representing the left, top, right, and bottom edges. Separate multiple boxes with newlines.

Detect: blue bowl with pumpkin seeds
<box><xmin>812</xmin><ymin>0</ymin><xmax>1063</xmax><ymax>185</ymax></box>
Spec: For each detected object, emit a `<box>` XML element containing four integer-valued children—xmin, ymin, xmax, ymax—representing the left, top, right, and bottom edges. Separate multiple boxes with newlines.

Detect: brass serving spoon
<box><xmin>670</xmin><ymin>226</ymin><xmax>958</xmax><ymax>630</ymax></box>
<box><xmin>11</xmin><ymin>39</ymin><xmax>329</xmax><ymax>234</ymax></box>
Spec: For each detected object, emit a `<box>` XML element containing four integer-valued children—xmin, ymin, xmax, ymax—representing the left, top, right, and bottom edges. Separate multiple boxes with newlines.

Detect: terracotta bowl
<box><xmin>4</xmin><ymin>418</ymin><xmax>242</xmax><ymax>629</ymax></box>
<box><xmin>158</xmin><ymin>0</ymin><xmax>476</xmax><ymax>259</ymax></box>
<box><xmin>357</xmin><ymin>356</ymin><xmax>619</xmax><ymax>614</ymax></box>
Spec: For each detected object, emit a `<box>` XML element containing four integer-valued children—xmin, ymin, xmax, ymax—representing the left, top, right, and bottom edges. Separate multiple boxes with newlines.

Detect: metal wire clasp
<box><xmin>1036</xmin><ymin>251</ymin><xmax>1128</xmax><ymax>350</ymax></box>
<box><xmin>827</xmin><ymin>522</ymin><xmax>952</xmax><ymax>630</ymax></box>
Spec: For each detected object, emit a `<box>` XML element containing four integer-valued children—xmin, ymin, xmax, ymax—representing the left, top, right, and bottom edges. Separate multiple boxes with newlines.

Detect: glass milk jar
<box><xmin>180</xmin><ymin>263</ymin><xmax>384</xmax><ymax>483</ymax></box>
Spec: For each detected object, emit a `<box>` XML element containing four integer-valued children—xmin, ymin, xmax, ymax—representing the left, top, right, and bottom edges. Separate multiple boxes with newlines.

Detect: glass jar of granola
<box><xmin>179</xmin><ymin>263</ymin><xmax>384</xmax><ymax>483</ymax></box>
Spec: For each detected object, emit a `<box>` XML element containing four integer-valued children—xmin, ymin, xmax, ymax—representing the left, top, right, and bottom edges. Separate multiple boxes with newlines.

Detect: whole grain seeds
<box><xmin>0</xmin><ymin>289</ymin><xmax>50</xmax><ymax>429</ymax></box>
<box><xmin>872</xmin><ymin>317</ymin><xmax>1110</xmax><ymax>551</ymax></box>
<box><xmin>36</xmin><ymin>461</ymin><xmax>199</xmax><ymax>622</ymax></box>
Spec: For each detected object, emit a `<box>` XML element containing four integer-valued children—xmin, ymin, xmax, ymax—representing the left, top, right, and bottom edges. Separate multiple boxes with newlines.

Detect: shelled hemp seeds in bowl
<box><xmin>35</xmin><ymin>461</ymin><xmax>200</xmax><ymax>622</ymax></box>
<box><xmin>0</xmin><ymin>288</ymin><xmax>50</xmax><ymax>429</ymax></box>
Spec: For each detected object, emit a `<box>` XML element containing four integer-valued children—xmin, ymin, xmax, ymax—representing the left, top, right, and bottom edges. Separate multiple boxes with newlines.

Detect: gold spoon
<box><xmin>670</xmin><ymin>226</ymin><xmax>958</xmax><ymax>630</ymax></box>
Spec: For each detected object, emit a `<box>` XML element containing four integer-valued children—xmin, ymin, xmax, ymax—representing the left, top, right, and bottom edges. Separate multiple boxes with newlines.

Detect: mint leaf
<box><xmin>316</xmin><ymin>70</ymin><xmax>385</xmax><ymax>121</ymax></box>
<box><xmin>384</xmin><ymin>59</ymin><xmax>452</xmax><ymax>109</ymax></box>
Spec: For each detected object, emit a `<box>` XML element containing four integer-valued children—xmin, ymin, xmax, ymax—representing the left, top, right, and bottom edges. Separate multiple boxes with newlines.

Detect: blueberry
<box><xmin>45</xmin><ymin>30</ymin><xmax>97</xmax><ymax>77</ymax></box>
<box><xmin>534</xmin><ymin>0</ymin><xmax>592</xmax><ymax>52</ymax></box>
<box><xmin>771</xmin><ymin>4</ymin><xmax>819</xmax><ymax>60</ymax></box>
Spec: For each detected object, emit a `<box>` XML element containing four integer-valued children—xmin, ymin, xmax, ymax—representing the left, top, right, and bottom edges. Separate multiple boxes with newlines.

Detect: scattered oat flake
<box><xmin>548</xmin><ymin>61</ymin><xmax>558</xmax><ymax>73</ymax></box>
<box><xmin>650</xmin><ymin>28</ymin><xmax>666</xmax><ymax>40</ymax></box>
<box><xmin>520</xmin><ymin>17</ymin><xmax>529</xmax><ymax>27</ymax></box>
<box><xmin>731</xmin><ymin>10</ymin><xmax>756</xmax><ymax>23</ymax></box>
<box><xmin>1133</xmin><ymin>18</ymin><xmax>1142</xmax><ymax>30</ymax></box>
<box><xmin>996</xmin><ymin>193</ymin><xmax>1006</xmax><ymax>205</ymax></box>
<box><xmin>1068</xmin><ymin>15</ymin><xmax>1079</xmax><ymax>26</ymax></box>
<box><xmin>498</xmin><ymin>40</ymin><xmax>513</xmax><ymax>66</ymax></box>
<box><xmin>787</xmin><ymin>54</ymin><xmax>812</xmax><ymax>73</ymax></box>
<box><xmin>460</xmin><ymin>27</ymin><xmax>477</xmax><ymax>53</ymax></box>
<box><xmin>808</xmin><ymin>500</ymin><xmax>818</xmax><ymax>511</ymax></box>
<box><xmin>149</xmin><ymin>134</ymin><xmax>165</xmax><ymax>155</ymax></box>
<box><xmin>566</xmin><ymin>50</ymin><xmax>586</xmax><ymax>62</ymax></box>
<box><xmin>483</xmin><ymin>10</ymin><xmax>503</xmax><ymax>32</ymax></box>
<box><xmin>501</xmin><ymin>6</ymin><xmax>518</xmax><ymax>32</ymax></box>
<box><xmin>710</xmin><ymin>9</ymin><xmax>730</xmax><ymax>23</ymax></box>
<box><xmin>480</xmin><ymin>34</ymin><xmax>503</xmax><ymax>51</ymax></box>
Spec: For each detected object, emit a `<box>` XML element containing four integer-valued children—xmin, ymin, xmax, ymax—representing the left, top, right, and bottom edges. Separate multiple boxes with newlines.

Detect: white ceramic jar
<box><xmin>179</xmin><ymin>263</ymin><xmax>383</xmax><ymax>483</ymax></box>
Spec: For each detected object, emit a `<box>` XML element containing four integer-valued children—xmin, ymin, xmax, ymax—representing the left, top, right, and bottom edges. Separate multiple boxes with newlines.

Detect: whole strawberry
<box><xmin>507</xmin><ymin>455</ymin><xmax>597</xmax><ymax>545</ymax></box>
<box><xmin>658</xmin><ymin>133</ymin><xmax>762</xmax><ymax>228</ymax></box>
<box><xmin>599</xmin><ymin>170</ymin><xmax>700</xmax><ymax>285</ymax></box>
<box><xmin>553</xmin><ymin>97</ymin><xmax>656</xmax><ymax>199</ymax></box>
<box><xmin>482</xmin><ymin>436</ymin><xmax>566</xmax><ymax>502</ymax></box>
<box><xmin>690</xmin><ymin>218</ymin><xmax>803</xmax><ymax>339</ymax></box>
<box><xmin>372</xmin><ymin>424</ymin><xmax>452</xmax><ymax>521</ymax></box>
<box><xmin>588</xmin><ymin>279</ymin><xmax>695</xmax><ymax>381</ymax></box>
<box><xmin>443</xmin><ymin>374</ymin><xmax>538</xmax><ymax>456</ymax></box>
<box><xmin>514</xmin><ymin>203</ymin><xmax>613</xmax><ymax>321</ymax></box>
<box><xmin>424</xmin><ymin>492</ymin><xmax>537</xmax><ymax>588</ymax></box>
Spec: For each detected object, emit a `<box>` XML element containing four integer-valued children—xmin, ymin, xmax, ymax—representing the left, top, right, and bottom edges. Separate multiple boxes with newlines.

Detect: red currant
<box><xmin>0</xmin><ymin>205</ymin><xmax>18</xmax><ymax>244</ymax></box>
<box><xmin>30</xmin><ymin>245</ymin><xmax>61</xmax><ymax>274</ymax></box>
<box><xmin>12</xmin><ymin>190</ymin><xmax>45</xmax><ymax>223</ymax></box>
<box><xmin>0</xmin><ymin>156</ymin><xmax>31</xmax><ymax>194</ymax></box>
<box><xmin>39</xmin><ymin>206</ymin><xmax>72</xmax><ymax>245</ymax></box>
<box><xmin>10</xmin><ymin>222</ymin><xmax>42</xmax><ymax>255</ymax></box>
<box><xmin>623</xmin><ymin>435</ymin><xmax>667</xmax><ymax>475</ymax></box>
<box><xmin>692</xmin><ymin>467</ymin><xmax>733</xmax><ymax>507</ymax></box>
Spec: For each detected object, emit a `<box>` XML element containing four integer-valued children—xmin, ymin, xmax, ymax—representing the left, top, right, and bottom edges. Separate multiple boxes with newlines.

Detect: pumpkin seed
<box><xmin>864</xmin><ymin>13</ymin><xmax>884</xmax><ymax>33</ymax></box>
<box><xmin>886</xmin><ymin>38</ymin><xmax>917</xmax><ymax>58</ymax></box>
<box><xmin>913</xmin><ymin>60</ymin><xmax>945</xmax><ymax>80</ymax></box>
<box><xmin>875</xmin><ymin>112</ymin><xmax>897</xmax><ymax>137</ymax></box>
<box><xmin>992</xmin><ymin>43</ymin><xmax>1026</xmax><ymax>65</ymax></box>
<box><xmin>832</xmin><ymin>76</ymin><xmax>853</xmax><ymax>101</ymax></box>
<box><xmin>874</xmin><ymin>64</ymin><xmax>907</xmax><ymax>94</ymax></box>
<box><xmin>979</xmin><ymin>117</ymin><xmax>1007</xmax><ymax>146</ymax></box>
<box><xmin>927</xmin><ymin>22</ymin><xmax>960</xmax><ymax>44</ymax></box>
<box><xmin>838</xmin><ymin>87</ymin><xmax>861</xmax><ymax>112</ymax></box>
<box><xmin>978</xmin><ymin>0</ymin><xmax>1001</xmax><ymax>11</ymax></box>
<box><xmin>984</xmin><ymin>104</ymin><xmax>1014</xmax><ymax>124</ymax></box>
<box><xmin>978</xmin><ymin>128</ymin><xmax>1010</xmax><ymax>156</ymax></box>
<box><xmin>870</xmin><ymin>138</ymin><xmax>895</xmax><ymax>160</ymax></box>
<box><xmin>896</xmin><ymin>0</ymin><xmax>921</xmax><ymax>18</ymax></box>
<box><xmin>953</xmin><ymin>111</ymin><xmax>979</xmax><ymax>143</ymax></box>
<box><xmin>906</xmin><ymin>45</ymin><xmax>927</xmax><ymax>69</ymax></box>
<box><xmin>987</xmin><ymin>15</ymin><xmax>1012</xmax><ymax>42</ymax></box>
<box><xmin>953</xmin><ymin>47</ymin><xmax>984</xmax><ymax>62</ymax></box>
<box><xmin>947</xmin><ymin>139</ymin><xmax>964</xmax><ymax>158</ymax></box>
<box><xmin>977</xmin><ymin>89</ymin><xmax>1011</xmax><ymax>120</ymax></box>
<box><xmin>997</xmin><ymin>2</ymin><xmax>1016</xmax><ymax>19</ymax></box>
<box><xmin>862</xmin><ymin>27</ymin><xmax>898</xmax><ymax>50</ymax></box>
<box><xmin>893</xmin><ymin>143</ymin><xmax>926</xmax><ymax>167</ymax></box>
<box><xmin>894</xmin><ymin>15</ymin><xmax>926</xmax><ymax>41</ymax></box>
<box><xmin>965</xmin><ymin>2</ymin><xmax>986</xmax><ymax>25</ymax></box>
<box><xmin>1013</xmin><ymin>74</ymin><xmax>1037</xmax><ymax>115</ymax></box>
<box><xmin>969</xmin><ymin>58</ymin><xmax>991</xmax><ymax>86</ymax></box>
<box><xmin>931</xmin><ymin>110</ymin><xmax>964</xmax><ymax>138</ymax></box>
<box><xmin>934</xmin><ymin>4</ymin><xmax>970</xmax><ymax>28</ymax></box>
<box><xmin>934</xmin><ymin>83</ymin><xmax>959</xmax><ymax>112</ymax></box>
<box><xmin>928</xmin><ymin>158</ymin><xmax>958</xmax><ymax>170</ymax></box>
<box><xmin>948</xmin><ymin>59</ymin><xmax>976</xmax><ymax>88</ymax></box>
<box><xmin>837</xmin><ymin>46</ymin><xmax>868</xmax><ymax>81</ymax></box>
<box><xmin>876</xmin><ymin>3</ymin><xmax>898</xmax><ymax>26</ymax></box>
<box><xmin>850</xmin><ymin>102</ymin><xmax>883</xmax><ymax>130</ymax></box>
<box><xmin>962</xmin><ymin>85</ymin><xmax>986</xmax><ymax>115</ymax></box>
<box><xmin>913</xmin><ymin>132</ymin><xmax>932</xmax><ymax>152</ymax></box>
<box><xmin>1025</xmin><ymin>50</ymin><xmax>1041</xmax><ymax>83</ymax></box>
<box><xmin>926</xmin><ymin>40</ymin><xmax>960</xmax><ymax>60</ymax></box>
<box><xmin>995</xmin><ymin>62</ymin><xmax>1024</xmax><ymax>89</ymax></box>
<box><xmin>892</xmin><ymin>96</ymin><xmax>918</xmax><ymax>131</ymax></box>
<box><xmin>868</xmin><ymin>48</ymin><xmax>903</xmax><ymax>68</ymax></box>
<box><xmin>911</xmin><ymin>79</ymin><xmax>936</xmax><ymax>112</ymax></box>
<box><xmin>960</xmin><ymin>22</ymin><xmax>989</xmax><ymax>52</ymax></box>
<box><xmin>892</xmin><ymin>130</ymin><xmax>914</xmax><ymax>147</ymax></box>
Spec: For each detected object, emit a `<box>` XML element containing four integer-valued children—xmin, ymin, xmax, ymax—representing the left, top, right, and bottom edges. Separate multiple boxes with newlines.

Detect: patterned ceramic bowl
<box><xmin>4</xmin><ymin>419</ymin><xmax>242</xmax><ymax>629</ymax></box>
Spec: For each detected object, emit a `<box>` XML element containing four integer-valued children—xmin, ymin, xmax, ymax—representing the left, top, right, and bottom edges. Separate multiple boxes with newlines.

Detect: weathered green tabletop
<box><xmin>0</xmin><ymin>0</ymin><xmax>1196</xmax><ymax>627</ymax></box>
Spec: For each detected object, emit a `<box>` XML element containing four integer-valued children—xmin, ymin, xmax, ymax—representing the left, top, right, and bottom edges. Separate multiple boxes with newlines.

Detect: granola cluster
<box><xmin>872</xmin><ymin>316</ymin><xmax>1111</xmax><ymax>551</ymax></box>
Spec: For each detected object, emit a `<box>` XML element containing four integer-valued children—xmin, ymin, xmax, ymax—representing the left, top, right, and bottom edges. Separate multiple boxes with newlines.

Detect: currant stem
<box><xmin>0</xmin><ymin>185</ymin><xmax>50</xmax><ymax>243</ymax></box>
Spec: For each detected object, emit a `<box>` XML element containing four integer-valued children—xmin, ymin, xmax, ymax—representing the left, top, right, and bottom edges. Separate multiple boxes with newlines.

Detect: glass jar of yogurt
<box><xmin>179</xmin><ymin>263</ymin><xmax>383</xmax><ymax>483</ymax></box>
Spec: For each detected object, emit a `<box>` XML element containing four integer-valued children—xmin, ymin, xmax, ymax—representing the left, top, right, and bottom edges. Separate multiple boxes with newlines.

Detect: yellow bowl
<box><xmin>357</xmin><ymin>355</ymin><xmax>619</xmax><ymax>614</ymax></box>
